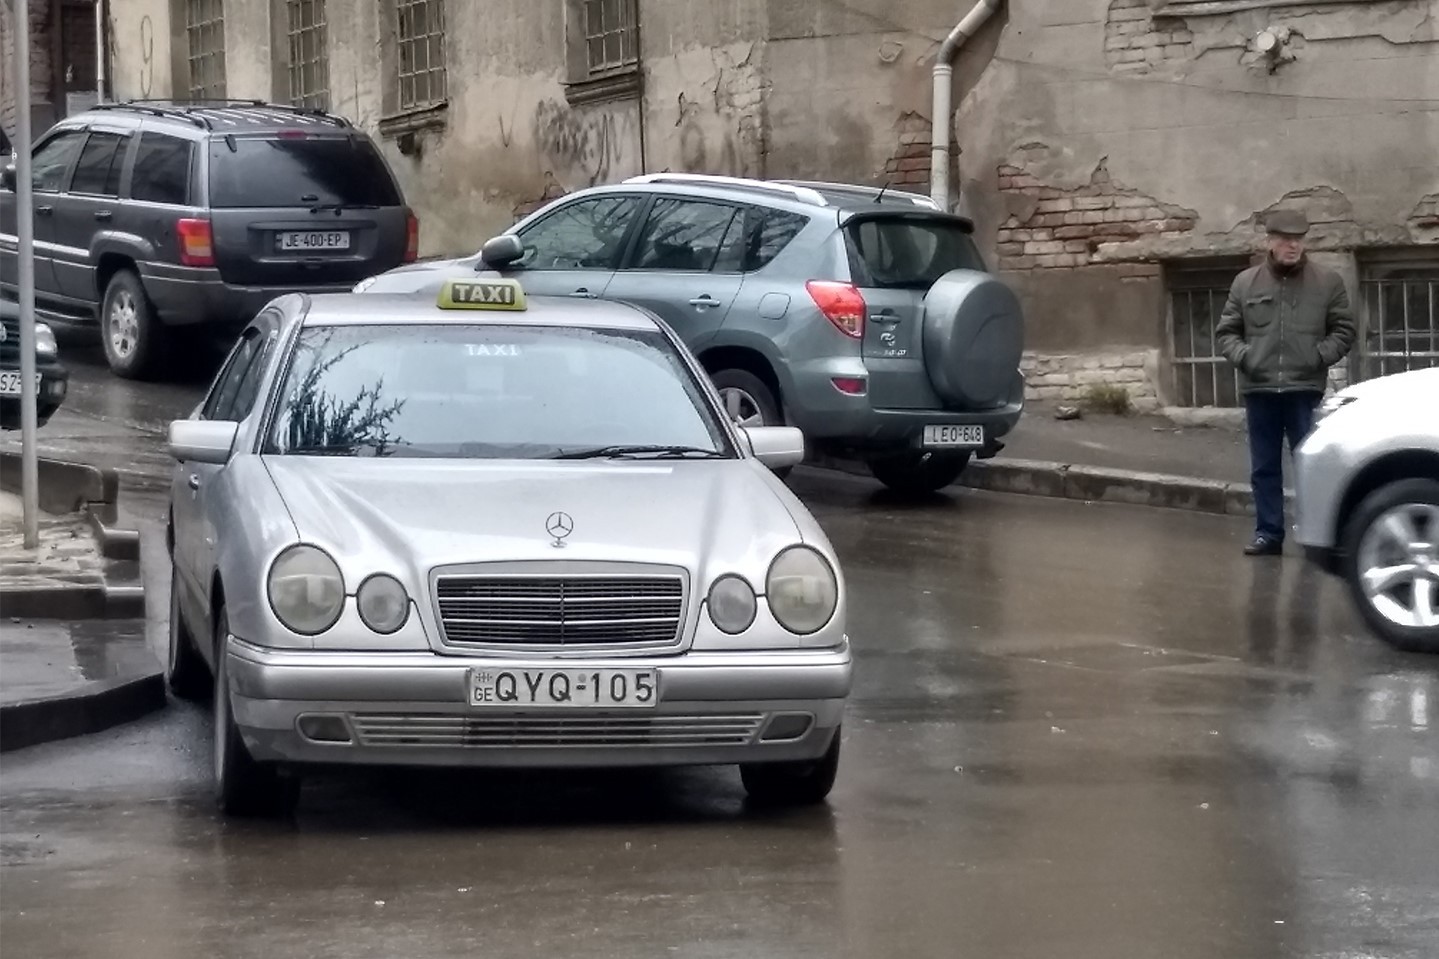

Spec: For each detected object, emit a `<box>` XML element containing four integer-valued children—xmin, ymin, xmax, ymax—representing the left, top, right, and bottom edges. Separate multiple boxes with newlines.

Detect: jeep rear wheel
<box><xmin>867</xmin><ymin>451</ymin><xmax>971</xmax><ymax>496</ymax></box>
<box><xmin>101</xmin><ymin>269</ymin><xmax>172</xmax><ymax>380</ymax></box>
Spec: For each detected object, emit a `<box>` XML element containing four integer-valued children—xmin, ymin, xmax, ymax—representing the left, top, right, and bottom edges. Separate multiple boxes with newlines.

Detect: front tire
<box><xmin>740</xmin><ymin>728</ymin><xmax>841</xmax><ymax>806</ymax></box>
<box><xmin>214</xmin><ymin>605</ymin><xmax>301</xmax><ymax>817</ymax></box>
<box><xmin>165</xmin><ymin>565</ymin><xmax>210</xmax><ymax>701</ymax></box>
<box><xmin>101</xmin><ymin>269</ymin><xmax>171</xmax><ymax>380</ymax></box>
<box><xmin>1341</xmin><ymin>478</ymin><xmax>1439</xmax><ymax>654</ymax></box>
<box><xmin>866</xmin><ymin>451</ymin><xmax>971</xmax><ymax>496</ymax></box>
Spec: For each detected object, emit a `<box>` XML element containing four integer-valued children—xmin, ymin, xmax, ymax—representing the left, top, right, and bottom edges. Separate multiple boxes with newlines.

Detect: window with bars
<box><xmin>286</xmin><ymin>0</ymin><xmax>329</xmax><ymax>110</ymax></box>
<box><xmin>583</xmin><ymin>0</ymin><xmax>637</xmax><ymax>77</ymax></box>
<box><xmin>1357</xmin><ymin>249</ymin><xmax>1439</xmax><ymax>381</ymax></box>
<box><xmin>1165</xmin><ymin>258</ymin><xmax>1252</xmax><ymax>408</ymax></box>
<box><xmin>395</xmin><ymin>0</ymin><xmax>447</xmax><ymax>111</ymax></box>
<box><xmin>185</xmin><ymin>0</ymin><xmax>227</xmax><ymax>99</ymax></box>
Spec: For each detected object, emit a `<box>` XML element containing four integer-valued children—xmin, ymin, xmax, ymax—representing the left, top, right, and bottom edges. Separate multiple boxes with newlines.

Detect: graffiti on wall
<box><xmin>533</xmin><ymin>98</ymin><xmax>632</xmax><ymax>189</ymax></box>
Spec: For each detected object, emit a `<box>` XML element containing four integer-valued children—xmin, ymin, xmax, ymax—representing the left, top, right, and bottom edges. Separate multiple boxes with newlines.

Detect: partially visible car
<box><xmin>0</xmin><ymin>300</ymin><xmax>68</xmax><ymax>429</ymax></box>
<box><xmin>0</xmin><ymin>99</ymin><xmax>417</xmax><ymax>381</ymax></box>
<box><xmin>165</xmin><ymin>275</ymin><xmax>852</xmax><ymax>817</ymax></box>
<box><xmin>353</xmin><ymin>173</ymin><xmax>1025</xmax><ymax>496</ymax></box>
<box><xmin>1295</xmin><ymin>366</ymin><xmax>1439</xmax><ymax>653</ymax></box>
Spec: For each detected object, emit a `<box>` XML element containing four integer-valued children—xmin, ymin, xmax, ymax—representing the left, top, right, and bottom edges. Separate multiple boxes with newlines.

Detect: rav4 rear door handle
<box><xmin>569</xmin><ymin>288</ymin><xmax>592</xmax><ymax>297</ymax></box>
<box><xmin>94</xmin><ymin>210</ymin><xmax>113</xmax><ymax>222</ymax></box>
<box><xmin>689</xmin><ymin>296</ymin><xmax>721</xmax><ymax>309</ymax></box>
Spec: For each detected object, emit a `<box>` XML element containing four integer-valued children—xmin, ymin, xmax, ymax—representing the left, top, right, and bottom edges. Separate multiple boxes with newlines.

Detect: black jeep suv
<box><xmin>0</xmin><ymin>100</ymin><xmax>417</xmax><ymax>380</ymax></box>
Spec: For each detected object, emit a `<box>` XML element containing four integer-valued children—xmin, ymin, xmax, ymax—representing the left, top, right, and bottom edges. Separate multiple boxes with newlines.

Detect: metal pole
<box><xmin>95</xmin><ymin>0</ymin><xmax>105</xmax><ymax>102</ymax></box>
<box><xmin>15</xmin><ymin>0</ymin><xmax>40</xmax><ymax>548</ymax></box>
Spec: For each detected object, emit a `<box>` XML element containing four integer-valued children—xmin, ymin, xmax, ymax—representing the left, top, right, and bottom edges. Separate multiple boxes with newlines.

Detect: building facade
<box><xmin>95</xmin><ymin>0</ymin><xmax>1439</xmax><ymax>408</ymax></box>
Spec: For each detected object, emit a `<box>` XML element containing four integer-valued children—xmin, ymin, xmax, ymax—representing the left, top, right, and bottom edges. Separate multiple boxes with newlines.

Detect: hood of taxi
<box><xmin>261</xmin><ymin>456</ymin><xmax>805</xmax><ymax>590</ymax></box>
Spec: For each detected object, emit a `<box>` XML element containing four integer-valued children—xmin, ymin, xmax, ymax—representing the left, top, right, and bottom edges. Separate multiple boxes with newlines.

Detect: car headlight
<box><xmin>352</xmin><ymin>275</ymin><xmax>378</xmax><ymax>294</ymax></box>
<box><xmin>267</xmin><ymin>544</ymin><xmax>345</xmax><ymax>635</ymax></box>
<box><xmin>766</xmin><ymin>546</ymin><xmax>838</xmax><ymax>635</ymax></box>
<box><xmin>35</xmin><ymin>323</ymin><xmax>57</xmax><ymax>357</ymax></box>
<box><xmin>707</xmin><ymin>574</ymin><xmax>757</xmax><ymax>634</ymax></box>
<box><xmin>357</xmin><ymin>573</ymin><xmax>409</xmax><ymax>634</ymax></box>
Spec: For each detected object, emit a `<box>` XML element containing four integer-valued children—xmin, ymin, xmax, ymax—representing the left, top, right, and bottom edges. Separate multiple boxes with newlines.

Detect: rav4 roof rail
<box><xmin>622</xmin><ymin>173</ymin><xmax>829</xmax><ymax>207</ymax></box>
<box><xmin>775</xmin><ymin>179</ymin><xmax>942</xmax><ymax>210</ymax></box>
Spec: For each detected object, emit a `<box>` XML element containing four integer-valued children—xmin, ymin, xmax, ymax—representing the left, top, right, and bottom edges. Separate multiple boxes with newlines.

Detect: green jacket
<box><xmin>1215</xmin><ymin>258</ymin><xmax>1357</xmax><ymax>394</ymax></box>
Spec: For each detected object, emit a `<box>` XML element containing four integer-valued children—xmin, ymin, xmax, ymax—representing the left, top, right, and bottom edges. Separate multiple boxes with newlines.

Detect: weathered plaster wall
<box><xmin>956</xmin><ymin>0</ymin><xmax>1439</xmax><ymax>357</ymax></box>
<box><xmin>108</xmin><ymin>0</ymin><xmax>176</xmax><ymax>102</ymax></box>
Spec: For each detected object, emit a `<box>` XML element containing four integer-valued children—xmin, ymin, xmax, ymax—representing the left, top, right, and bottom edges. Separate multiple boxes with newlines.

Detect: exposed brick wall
<box><xmin>996</xmin><ymin>159</ymin><xmax>1198</xmax><ymax>270</ymax></box>
<box><xmin>1021</xmin><ymin>349</ymin><xmax>1161</xmax><ymax>410</ymax></box>
<box><xmin>1104</xmin><ymin>0</ymin><xmax>1194</xmax><ymax>73</ymax></box>
<box><xmin>883</xmin><ymin>112</ymin><xmax>956</xmax><ymax>196</ymax></box>
<box><xmin>0</xmin><ymin>2</ymin><xmax>54</xmax><ymax>140</ymax></box>
<box><xmin>1409</xmin><ymin>194</ymin><xmax>1439</xmax><ymax>229</ymax></box>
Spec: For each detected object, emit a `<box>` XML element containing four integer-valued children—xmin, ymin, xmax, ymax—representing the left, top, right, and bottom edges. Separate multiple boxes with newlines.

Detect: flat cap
<box><xmin>1264</xmin><ymin>209</ymin><xmax>1309</xmax><ymax>236</ymax></box>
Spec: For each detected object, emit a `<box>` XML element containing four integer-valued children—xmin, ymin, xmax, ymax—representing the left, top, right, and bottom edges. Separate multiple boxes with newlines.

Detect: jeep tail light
<box><xmin>177</xmin><ymin>218</ymin><xmax>215</xmax><ymax>267</ymax></box>
<box><xmin>806</xmin><ymin>281</ymin><xmax>865</xmax><ymax>339</ymax></box>
<box><xmin>404</xmin><ymin>213</ymin><xmax>419</xmax><ymax>263</ymax></box>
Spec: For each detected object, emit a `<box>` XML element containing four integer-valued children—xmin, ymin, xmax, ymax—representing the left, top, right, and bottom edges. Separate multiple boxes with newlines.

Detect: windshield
<box><xmin>208</xmin><ymin>136</ymin><xmax>402</xmax><ymax>209</ymax></box>
<box><xmin>264</xmin><ymin>323</ymin><xmax>734</xmax><ymax>459</ymax></box>
<box><xmin>846</xmin><ymin>217</ymin><xmax>986</xmax><ymax>290</ymax></box>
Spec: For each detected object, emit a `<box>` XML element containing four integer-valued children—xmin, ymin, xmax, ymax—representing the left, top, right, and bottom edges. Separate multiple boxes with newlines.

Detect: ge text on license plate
<box><xmin>469</xmin><ymin>668</ymin><xmax>658</xmax><ymax>709</ymax></box>
<box><xmin>278</xmin><ymin>231</ymin><xmax>351</xmax><ymax>251</ymax></box>
<box><xmin>922</xmin><ymin>424</ymin><xmax>984</xmax><ymax>448</ymax></box>
<box><xmin>0</xmin><ymin>371</ymin><xmax>41</xmax><ymax>397</ymax></box>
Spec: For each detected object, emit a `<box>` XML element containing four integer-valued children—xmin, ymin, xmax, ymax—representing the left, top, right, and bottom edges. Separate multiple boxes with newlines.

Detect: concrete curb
<box><xmin>0</xmin><ymin>670</ymin><xmax>166</xmax><ymax>753</ymax></box>
<box><xmin>809</xmin><ymin>454</ymin><xmax>1293</xmax><ymax>516</ymax></box>
<box><xmin>0</xmin><ymin>454</ymin><xmax>145</xmax><ymax>617</ymax></box>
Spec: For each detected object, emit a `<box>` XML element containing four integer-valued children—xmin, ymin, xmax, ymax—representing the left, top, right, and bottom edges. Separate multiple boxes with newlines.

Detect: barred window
<box><xmin>583</xmin><ymin>0</ymin><xmax>637</xmax><ymax>76</ymax></box>
<box><xmin>396</xmin><ymin>0</ymin><xmax>447</xmax><ymax>111</ymax></box>
<box><xmin>186</xmin><ymin>0</ymin><xmax>227</xmax><ymax>99</ymax></box>
<box><xmin>286</xmin><ymin>0</ymin><xmax>329</xmax><ymax>110</ymax></box>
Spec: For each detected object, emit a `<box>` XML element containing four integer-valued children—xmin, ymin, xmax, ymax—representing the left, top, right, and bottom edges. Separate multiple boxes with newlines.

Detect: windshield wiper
<box><xmin>285</xmin><ymin>444</ymin><xmax>358</xmax><ymax>456</ymax></box>
<box><xmin>554</xmin><ymin>445</ymin><xmax>726</xmax><ymax>460</ymax></box>
<box><xmin>307</xmin><ymin>202</ymin><xmax>380</xmax><ymax>214</ymax></box>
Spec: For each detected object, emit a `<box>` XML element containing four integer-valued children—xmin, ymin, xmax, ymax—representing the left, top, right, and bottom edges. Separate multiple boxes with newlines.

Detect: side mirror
<box><xmin>479</xmin><ymin>234</ymin><xmax>525</xmax><ymax>268</ymax></box>
<box><xmin>169</xmin><ymin>419</ymin><xmax>238</xmax><ymax>465</ymax></box>
<box><xmin>741</xmin><ymin>426</ymin><xmax>806</xmax><ymax>471</ymax></box>
<box><xmin>0</xmin><ymin>165</ymin><xmax>15</xmax><ymax>192</ymax></box>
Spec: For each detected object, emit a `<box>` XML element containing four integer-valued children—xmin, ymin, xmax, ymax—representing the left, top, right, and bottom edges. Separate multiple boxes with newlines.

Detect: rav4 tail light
<box><xmin>404</xmin><ymin>213</ymin><xmax>420</xmax><ymax>263</ymax></box>
<box><xmin>806</xmin><ymin>280</ymin><xmax>866</xmax><ymax>339</ymax></box>
<box><xmin>176</xmin><ymin>218</ymin><xmax>215</xmax><ymax>268</ymax></box>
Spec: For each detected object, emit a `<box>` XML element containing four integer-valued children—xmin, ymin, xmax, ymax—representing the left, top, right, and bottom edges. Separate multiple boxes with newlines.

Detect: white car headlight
<box><xmin>357</xmin><ymin>573</ymin><xmax>409</xmax><ymax>634</ymax></box>
<box><xmin>766</xmin><ymin>546</ymin><xmax>838</xmax><ymax>635</ymax></box>
<box><xmin>352</xmin><ymin>275</ymin><xmax>378</xmax><ymax>294</ymax></box>
<box><xmin>707</xmin><ymin>574</ymin><xmax>757</xmax><ymax>634</ymax></box>
<box><xmin>35</xmin><ymin>323</ymin><xmax>57</xmax><ymax>357</ymax></box>
<box><xmin>268</xmin><ymin>544</ymin><xmax>345</xmax><ymax>635</ymax></box>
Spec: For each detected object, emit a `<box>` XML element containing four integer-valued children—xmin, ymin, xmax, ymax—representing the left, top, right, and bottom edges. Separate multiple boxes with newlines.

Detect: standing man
<box><xmin>1216</xmin><ymin>209</ymin><xmax>1356</xmax><ymax>556</ymax></box>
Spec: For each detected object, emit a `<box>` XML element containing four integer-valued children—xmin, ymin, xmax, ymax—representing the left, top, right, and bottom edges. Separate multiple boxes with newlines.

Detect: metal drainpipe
<box><xmin>931</xmin><ymin>0</ymin><xmax>1001</xmax><ymax>211</ymax></box>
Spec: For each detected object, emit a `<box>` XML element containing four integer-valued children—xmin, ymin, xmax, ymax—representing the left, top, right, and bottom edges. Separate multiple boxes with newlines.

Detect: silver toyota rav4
<box><xmin>355</xmin><ymin>174</ymin><xmax>1026</xmax><ymax>495</ymax></box>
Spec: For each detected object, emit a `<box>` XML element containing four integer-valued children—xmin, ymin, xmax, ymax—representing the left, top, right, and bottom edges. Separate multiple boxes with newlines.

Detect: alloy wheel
<box><xmin>1357</xmin><ymin>503</ymin><xmax>1439</xmax><ymax>629</ymax></box>
<box><xmin>720</xmin><ymin>387</ymin><xmax>766</xmax><ymax>428</ymax></box>
<box><xmin>109</xmin><ymin>290</ymin><xmax>139</xmax><ymax>360</ymax></box>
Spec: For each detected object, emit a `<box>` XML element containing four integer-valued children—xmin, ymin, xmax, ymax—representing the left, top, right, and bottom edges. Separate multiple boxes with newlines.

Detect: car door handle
<box><xmin>689</xmin><ymin>296</ymin><xmax>721</xmax><ymax>309</ymax></box>
<box><xmin>187</xmin><ymin>474</ymin><xmax>200</xmax><ymax>491</ymax></box>
<box><xmin>94</xmin><ymin>210</ymin><xmax>113</xmax><ymax>222</ymax></box>
<box><xmin>35</xmin><ymin>205</ymin><xmax>53</xmax><ymax>216</ymax></box>
<box><xmin>568</xmin><ymin>288</ymin><xmax>592</xmax><ymax>298</ymax></box>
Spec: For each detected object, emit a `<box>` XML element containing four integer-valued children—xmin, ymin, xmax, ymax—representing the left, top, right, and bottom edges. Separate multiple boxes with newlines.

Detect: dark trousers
<box><xmin>1244</xmin><ymin>390</ymin><xmax>1322</xmax><ymax>542</ymax></box>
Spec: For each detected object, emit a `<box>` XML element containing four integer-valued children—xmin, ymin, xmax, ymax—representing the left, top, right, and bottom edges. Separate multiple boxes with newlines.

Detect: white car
<box><xmin>166</xmin><ymin>277</ymin><xmax>852</xmax><ymax>816</ymax></box>
<box><xmin>1294</xmin><ymin>367</ymin><xmax>1439</xmax><ymax>652</ymax></box>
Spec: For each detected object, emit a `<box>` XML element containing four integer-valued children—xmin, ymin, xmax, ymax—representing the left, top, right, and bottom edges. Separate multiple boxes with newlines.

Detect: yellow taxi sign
<box><xmin>438</xmin><ymin>278</ymin><xmax>527</xmax><ymax>311</ymax></box>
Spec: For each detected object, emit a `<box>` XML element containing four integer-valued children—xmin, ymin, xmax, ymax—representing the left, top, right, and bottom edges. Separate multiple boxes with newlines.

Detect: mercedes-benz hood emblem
<box><xmin>546</xmin><ymin>511</ymin><xmax>574</xmax><ymax>547</ymax></box>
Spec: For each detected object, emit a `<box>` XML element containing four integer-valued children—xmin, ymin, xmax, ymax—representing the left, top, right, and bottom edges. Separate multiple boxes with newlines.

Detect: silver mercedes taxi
<box><xmin>165</xmin><ymin>277</ymin><xmax>852</xmax><ymax>817</ymax></box>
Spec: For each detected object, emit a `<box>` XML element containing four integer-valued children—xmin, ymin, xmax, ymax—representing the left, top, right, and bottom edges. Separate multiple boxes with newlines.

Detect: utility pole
<box><xmin>11</xmin><ymin>0</ymin><xmax>41</xmax><ymax>548</ymax></box>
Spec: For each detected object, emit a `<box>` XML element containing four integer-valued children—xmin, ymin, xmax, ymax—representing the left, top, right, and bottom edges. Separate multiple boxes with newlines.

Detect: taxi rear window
<box><xmin>264</xmin><ymin>323</ymin><xmax>732</xmax><ymax>459</ymax></box>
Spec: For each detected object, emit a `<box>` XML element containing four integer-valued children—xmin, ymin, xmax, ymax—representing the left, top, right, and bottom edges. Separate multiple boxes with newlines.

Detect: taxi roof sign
<box><xmin>438</xmin><ymin>278</ymin><xmax>527</xmax><ymax>311</ymax></box>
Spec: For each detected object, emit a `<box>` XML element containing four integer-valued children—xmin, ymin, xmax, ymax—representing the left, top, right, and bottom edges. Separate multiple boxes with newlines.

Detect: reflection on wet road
<box><xmin>3</xmin><ymin>347</ymin><xmax>1438</xmax><ymax>958</ymax></box>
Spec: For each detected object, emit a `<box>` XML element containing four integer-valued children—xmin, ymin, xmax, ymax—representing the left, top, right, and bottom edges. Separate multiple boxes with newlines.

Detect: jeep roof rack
<box><xmin>623</xmin><ymin>173</ymin><xmax>830</xmax><ymax>207</ymax></box>
<box><xmin>90</xmin><ymin>98</ymin><xmax>351</xmax><ymax>131</ymax></box>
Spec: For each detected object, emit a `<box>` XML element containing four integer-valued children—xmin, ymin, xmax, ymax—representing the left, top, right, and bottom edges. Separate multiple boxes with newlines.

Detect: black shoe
<box><xmin>1244</xmin><ymin>536</ymin><xmax>1283</xmax><ymax>556</ymax></box>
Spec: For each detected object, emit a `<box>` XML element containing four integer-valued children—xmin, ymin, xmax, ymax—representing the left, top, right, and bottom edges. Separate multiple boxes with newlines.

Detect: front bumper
<box><xmin>0</xmin><ymin>357</ymin><xmax>68</xmax><ymax>428</ymax></box>
<box><xmin>225</xmin><ymin>637</ymin><xmax>852</xmax><ymax>769</ymax></box>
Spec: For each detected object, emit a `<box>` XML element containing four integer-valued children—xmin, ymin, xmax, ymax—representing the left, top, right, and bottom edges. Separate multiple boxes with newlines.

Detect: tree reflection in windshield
<box><xmin>276</xmin><ymin>331</ymin><xmax>407</xmax><ymax>456</ymax></box>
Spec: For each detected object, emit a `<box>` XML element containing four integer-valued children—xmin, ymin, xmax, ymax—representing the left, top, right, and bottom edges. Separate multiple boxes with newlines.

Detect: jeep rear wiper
<box><xmin>553</xmin><ymin>445</ymin><xmax>726</xmax><ymax>460</ymax></box>
<box><xmin>308</xmin><ymin>203</ymin><xmax>380</xmax><ymax>214</ymax></box>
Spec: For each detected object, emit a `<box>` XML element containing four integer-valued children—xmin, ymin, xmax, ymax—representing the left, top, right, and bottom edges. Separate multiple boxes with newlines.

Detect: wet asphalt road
<box><xmin>3</xmin><ymin>345</ymin><xmax>1438</xmax><ymax>958</ymax></box>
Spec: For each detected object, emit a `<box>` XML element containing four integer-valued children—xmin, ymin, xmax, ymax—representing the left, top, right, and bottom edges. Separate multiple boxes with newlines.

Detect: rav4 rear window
<box><xmin>207</xmin><ymin>136</ymin><xmax>402</xmax><ymax>209</ymax></box>
<box><xmin>846</xmin><ymin>217</ymin><xmax>986</xmax><ymax>290</ymax></box>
